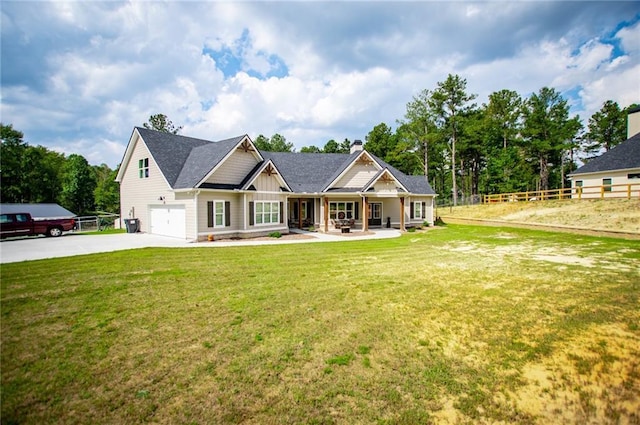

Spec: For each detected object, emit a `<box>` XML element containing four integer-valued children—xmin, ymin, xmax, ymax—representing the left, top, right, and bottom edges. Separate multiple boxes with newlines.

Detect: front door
<box><xmin>368</xmin><ymin>203</ymin><xmax>382</xmax><ymax>227</ymax></box>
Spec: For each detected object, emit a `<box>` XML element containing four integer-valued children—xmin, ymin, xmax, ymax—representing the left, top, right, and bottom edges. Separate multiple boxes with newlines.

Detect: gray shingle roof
<box><xmin>135</xmin><ymin>127</ymin><xmax>213</xmax><ymax>187</ymax></box>
<box><xmin>571</xmin><ymin>133</ymin><xmax>640</xmax><ymax>175</ymax></box>
<box><xmin>173</xmin><ymin>135</ymin><xmax>246</xmax><ymax>189</ymax></box>
<box><xmin>136</xmin><ymin>128</ymin><xmax>436</xmax><ymax>195</ymax></box>
<box><xmin>0</xmin><ymin>203</ymin><xmax>76</xmax><ymax>218</ymax></box>
<box><xmin>370</xmin><ymin>155</ymin><xmax>435</xmax><ymax>195</ymax></box>
<box><xmin>262</xmin><ymin>152</ymin><xmax>355</xmax><ymax>193</ymax></box>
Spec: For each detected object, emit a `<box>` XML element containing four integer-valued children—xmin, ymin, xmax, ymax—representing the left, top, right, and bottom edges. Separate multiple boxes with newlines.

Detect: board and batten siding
<box><xmin>252</xmin><ymin>172</ymin><xmax>284</xmax><ymax>194</ymax></box>
<box><xmin>373</xmin><ymin>180</ymin><xmax>399</xmax><ymax>195</ymax></box>
<box><xmin>119</xmin><ymin>135</ymin><xmax>177</xmax><ymax>234</ymax></box>
<box><xmin>334</xmin><ymin>163</ymin><xmax>380</xmax><ymax>188</ymax></box>
<box><xmin>204</xmin><ymin>148</ymin><xmax>259</xmax><ymax>185</ymax></box>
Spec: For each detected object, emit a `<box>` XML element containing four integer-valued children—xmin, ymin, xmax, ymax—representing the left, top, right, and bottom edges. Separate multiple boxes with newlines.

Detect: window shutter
<box><xmin>354</xmin><ymin>202</ymin><xmax>359</xmax><ymax>220</ymax></box>
<box><xmin>249</xmin><ymin>202</ymin><xmax>254</xmax><ymax>226</ymax></box>
<box><xmin>225</xmin><ymin>201</ymin><xmax>231</xmax><ymax>227</ymax></box>
<box><xmin>422</xmin><ymin>202</ymin><xmax>426</xmax><ymax>219</ymax></box>
<box><xmin>410</xmin><ymin>202</ymin><xmax>414</xmax><ymax>219</ymax></box>
<box><xmin>207</xmin><ymin>201</ymin><xmax>213</xmax><ymax>227</ymax></box>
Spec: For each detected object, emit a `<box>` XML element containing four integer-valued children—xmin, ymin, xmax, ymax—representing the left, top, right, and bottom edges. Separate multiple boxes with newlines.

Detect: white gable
<box><xmin>204</xmin><ymin>148</ymin><xmax>260</xmax><ymax>185</ymax></box>
<box><xmin>199</xmin><ymin>137</ymin><xmax>262</xmax><ymax>186</ymax></box>
<box><xmin>328</xmin><ymin>151</ymin><xmax>381</xmax><ymax>189</ymax></box>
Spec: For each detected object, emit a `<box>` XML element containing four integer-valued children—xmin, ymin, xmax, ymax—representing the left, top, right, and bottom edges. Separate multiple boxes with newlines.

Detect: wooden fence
<box><xmin>483</xmin><ymin>182</ymin><xmax>640</xmax><ymax>204</ymax></box>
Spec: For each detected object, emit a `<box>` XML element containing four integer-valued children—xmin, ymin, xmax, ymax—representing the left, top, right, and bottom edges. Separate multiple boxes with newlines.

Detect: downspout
<box><xmin>323</xmin><ymin>196</ymin><xmax>329</xmax><ymax>233</ymax></box>
<box><xmin>194</xmin><ymin>190</ymin><xmax>201</xmax><ymax>241</ymax></box>
<box><xmin>362</xmin><ymin>194</ymin><xmax>369</xmax><ymax>232</ymax></box>
<box><xmin>243</xmin><ymin>192</ymin><xmax>247</xmax><ymax>231</ymax></box>
<box><xmin>400</xmin><ymin>197</ymin><xmax>405</xmax><ymax>232</ymax></box>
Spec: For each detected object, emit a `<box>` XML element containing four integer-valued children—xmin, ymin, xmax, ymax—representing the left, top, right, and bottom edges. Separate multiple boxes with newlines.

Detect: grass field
<box><xmin>2</xmin><ymin>224</ymin><xmax>639</xmax><ymax>424</ymax></box>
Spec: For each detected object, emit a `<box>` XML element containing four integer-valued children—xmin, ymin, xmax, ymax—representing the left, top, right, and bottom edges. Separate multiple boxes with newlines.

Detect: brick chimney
<box><xmin>350</xmin><ymin>139</ymin><xmax>363</xmax><ymax>154</ymax></box>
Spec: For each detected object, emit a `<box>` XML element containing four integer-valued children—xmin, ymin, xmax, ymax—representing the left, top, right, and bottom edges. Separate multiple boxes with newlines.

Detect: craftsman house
<box><xmin>116</xmin><ymin>127</ymin><xmax>436</xmax><ymax>240</ymax></box>
<box><xmin>568</xmin><ymin>106</ymin><xmax>640</xmax><ymax>199</ymax></box>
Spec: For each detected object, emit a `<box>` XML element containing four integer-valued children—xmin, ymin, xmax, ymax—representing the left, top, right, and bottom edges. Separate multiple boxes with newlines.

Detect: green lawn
<box><xmin>2</xmin><ymin>225</ymin><xmax>639</xmax><ymax>424</ymax></box>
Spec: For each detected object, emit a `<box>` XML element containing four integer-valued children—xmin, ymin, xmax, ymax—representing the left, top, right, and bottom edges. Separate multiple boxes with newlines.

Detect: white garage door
<box><xmin>149</xmin><ymin>205</ymin><xmax>186</xmax><ymax>239</ymax></box>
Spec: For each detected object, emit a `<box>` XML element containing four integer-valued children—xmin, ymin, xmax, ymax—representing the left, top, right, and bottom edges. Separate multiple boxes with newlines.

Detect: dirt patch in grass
<box><xmin>513</xmin><ymin>323</ymin><xmax>640</xmax><ymax>424</ymax></box>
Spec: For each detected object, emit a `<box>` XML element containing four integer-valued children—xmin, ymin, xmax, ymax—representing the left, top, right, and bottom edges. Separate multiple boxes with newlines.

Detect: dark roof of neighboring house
<box><xmin>571</xmin><ymin>133</ymin><xmax>640</xmax><ymax>175</ymax></box>
<box><xmin>135</xmin><ymin>128</ymin><xmax>436</xmax><ymax>195</ymax></box>
<box><xmin>0</xmin><ymin>203</ymin><xmax>76</xmax><ymax>218</ymax></box>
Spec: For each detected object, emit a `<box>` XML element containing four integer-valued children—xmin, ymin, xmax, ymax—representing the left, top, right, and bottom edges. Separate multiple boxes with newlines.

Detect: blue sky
<box><xmin>1</xmin><ymin>1</ymin><xmax>639</xmax><ymax>168</ymax></box>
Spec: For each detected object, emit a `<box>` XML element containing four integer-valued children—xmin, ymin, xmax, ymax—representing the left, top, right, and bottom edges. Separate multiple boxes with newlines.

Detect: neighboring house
<box><xmin>569</xmin><ymin>107</ymin><xmax>640</xmax><ymax>199</ymax></box>
<box><xmin>116</xmin><ymin>127</ymin><xmax>436</xmax><ymax>240</ymax></box>
<box><xmin>0</xmin><ymin>203</ymin><xmax>76</xmax><ymax>218</ymax></box>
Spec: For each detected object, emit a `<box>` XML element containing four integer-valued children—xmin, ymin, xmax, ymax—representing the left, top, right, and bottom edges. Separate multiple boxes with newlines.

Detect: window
<box><xmin>0</xmin><ymin>214</ymin><xmax>11</xmax><ymax>224</ymax></box>
<box><xmin>575</xmin><ymin>181</ymin><xmax>583</xmax><ymax>187</ymax></box>
<box><xmin>16</xmin><ymin>214</ymin><xmax>29</xmax><ymax>222</ymax></box>
<box><xmin>138</xmin><ymin>158</ymin><xmax>149</xmax><ymax>178</ymax></box>
<box><xmin>329</xmin><ymin>202</ymin><xmax>357</xmax><ymax>220</ymax></box>
<box><xmin>215</xmin><ymin>201</ymin><xmax>224</xmax><ymax>226</ymax></box>
<box><xmin>413</xmin><ymin>202</ymin><xmax>422</xmax><ymax>219</ymax></box>
<box><xmin>603</xmin><ymin>178</ymin><xmax>612</xmax><ymax>192</ymax></box>
<box><xmin>628</xmin><ymin>173</ymin><xmax>640</xmax><ymax>179</ymax></box>
<box><xmin>207</xmin><ymin>201</ymin><xmax>230</xmax><ymax>227</ymax></box>
<box><xmin>255</xmin><ymin>201</ymin><xmax>280</xmax><ymax>225</ymax></box>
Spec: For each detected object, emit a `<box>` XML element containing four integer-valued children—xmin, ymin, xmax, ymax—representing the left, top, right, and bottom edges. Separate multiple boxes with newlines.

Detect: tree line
<box><xmin>2</xmin><ymin>82</ymin><xmax>635</xmax><ymax>214</ymax></box>
<box><xmin>0</xmin><ymin>124</ymin><xmax>119</xmax><ymax>215</ymax></box>
<box><xmin>266</xmin><ymin>74</ymin><xmax>634</xmax><ymax>206</ymax></box>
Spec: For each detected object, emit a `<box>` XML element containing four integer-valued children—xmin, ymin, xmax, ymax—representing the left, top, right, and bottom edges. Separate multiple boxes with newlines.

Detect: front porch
<box><xmin>286</xmin><ymin>195</ymin><xmax>430</xmax><ymax>233</ymax></box>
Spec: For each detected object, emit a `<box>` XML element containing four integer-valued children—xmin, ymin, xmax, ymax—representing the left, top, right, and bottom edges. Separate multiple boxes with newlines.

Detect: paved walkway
<box><xmin>0</xmin><ymin>229</ymin><xmax>402</xmax><ymax>263</ymax></box>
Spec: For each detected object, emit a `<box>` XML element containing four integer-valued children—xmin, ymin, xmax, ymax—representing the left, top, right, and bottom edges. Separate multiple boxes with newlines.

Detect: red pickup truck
<box><xmin>0</xmin><ymin>212</ymin><xmax>76</xmax><ymax>238</ymax></box>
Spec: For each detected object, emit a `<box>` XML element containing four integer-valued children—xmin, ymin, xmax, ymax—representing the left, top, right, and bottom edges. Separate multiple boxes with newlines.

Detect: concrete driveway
<box><xmin>0</xmin><ymin>232</ymin><xmax>191</xmax><ymax>264</ymax></box>
<box><xmin>0</xmin><ymin>229</ymin><xmax>402</xmax><ymax>263</ymax></box>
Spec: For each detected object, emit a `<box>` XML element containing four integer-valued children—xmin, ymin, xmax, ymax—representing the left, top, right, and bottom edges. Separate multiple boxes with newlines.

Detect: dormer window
<box><xmin>139</xmin><ymin>158</ymin><xmax>149</xmax><ymax>178</ymax></box>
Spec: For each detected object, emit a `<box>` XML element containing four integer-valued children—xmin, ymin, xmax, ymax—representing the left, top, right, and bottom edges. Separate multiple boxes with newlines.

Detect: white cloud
<box><xmin>1</xmin><ymin>1</ymin><xmax>639</xmax><ymax>167</ymax></box>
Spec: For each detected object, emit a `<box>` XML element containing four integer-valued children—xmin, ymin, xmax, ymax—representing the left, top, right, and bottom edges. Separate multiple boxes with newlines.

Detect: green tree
<box><xmin>1</xmin><ymin>124</ymin><xmax>28</xmax><ymax>202</ymax></box>
<box><xmin>22</xmin><ymin>145</ymin><xmax>65</xmax><ymax>203</ymax></box>
<box><xmin>584</xmin><ymin>100</ymin><xmax>627</xmax><ymax>156</ymax></box>
<box><xmin>300</xmin><ymin>145</ymin><xmax>322</xmax><ymax>153</ymax></box>
<box><xmin>389</xmin><ymin>124</ymin><xmax>424</xmax><ymax>175</ymax></box>
<box><xmin>457</xmin><ymin>108</ymin><xmax>486</xmax><ymax>197</ymax></box>
<box><xmin>401</xmin><ymin>89</ymin><xmax>440</xmax><ymax>179</ymax></box>
<box><xmin>522</xmin><ymin>87</ymin><xmax>581</xmax><ymax>191</ymax></box>
<box><xmin>323</xmin><ymin>139</ymin><xmax>341</xmax><ymax>153</ymax></box>
<box><xmin>339</xmin><ymin>138</ymin><xmax>351</xmax><ymax>153</ymax></box>
<box><xmin>93</xmin><ymin>164</ymin><xmax>120</xmax><ymax>213</ymax></box>
<box><xmin>364</xmin><ymin>123</ymin><xmax>396</xmax><ymax>159</ymax></box>
<box><xmin>60</xmin><ymin>154</ymin><xmax>96</xmax><ymax>215</ymax></box>
<box><xmin>486</xmin><ymin>89</ymin><xmax>523</xmax><ymax>150</ymax></box>
<box><xmin>143</xmin><ymin>113</ymin><xmax>182</xmax><ymax>134</ymax></box>
<box><xmin>430</xmin><ymin>74</ymin><xmax>477</xmax><ymax>205</ymax></box>
<box><xmin>254</xmin><ymin>134</ymin><xmax>294</xmax><ymax>152</ymax></box>
<box><xmin>482</xmin><ymin>90</ymin><xmax>528</xmax><ymax>194</ymax></box>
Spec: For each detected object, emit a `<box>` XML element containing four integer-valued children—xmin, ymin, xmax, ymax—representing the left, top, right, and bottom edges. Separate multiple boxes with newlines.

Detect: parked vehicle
<box><xmin>0</xmin><ymin>212</ymin><xmax>75</xmax><ymax>238</ymax></box>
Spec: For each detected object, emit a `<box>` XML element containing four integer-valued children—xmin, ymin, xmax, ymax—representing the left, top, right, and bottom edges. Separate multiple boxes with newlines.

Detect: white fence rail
<box><xmin>74</xmin><ymin>214</ymin><xmax>120</xmax><ymax>232</ymax></box>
